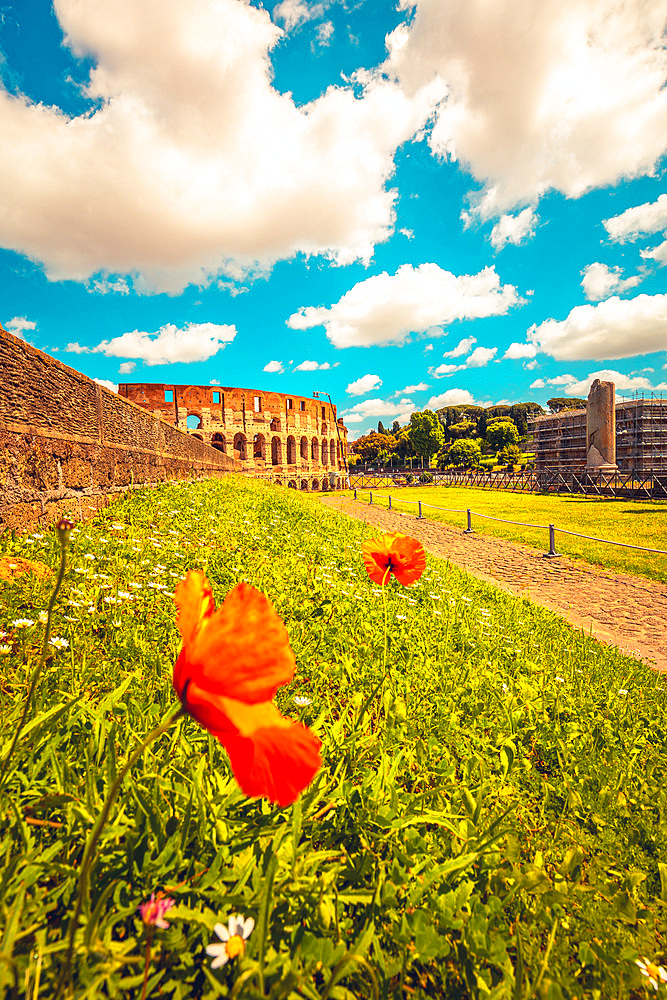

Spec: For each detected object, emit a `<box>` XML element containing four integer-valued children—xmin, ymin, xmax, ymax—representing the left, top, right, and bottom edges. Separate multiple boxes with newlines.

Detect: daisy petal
<box><xmin>242</xmin><ymin>917</ymin><xmax>255</xmax><ymax>939</ymax></box>
<box><xmin>213</xmin><ymin>922</ymin><xmax>230</xmax><ymax>942</ymax></box>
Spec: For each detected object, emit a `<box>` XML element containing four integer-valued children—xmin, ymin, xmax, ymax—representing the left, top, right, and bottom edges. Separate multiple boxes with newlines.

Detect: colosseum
<box><xmin>117</xmin><ymin>382</ymin><xmax>349</xmax><ymax>490</ymax></box>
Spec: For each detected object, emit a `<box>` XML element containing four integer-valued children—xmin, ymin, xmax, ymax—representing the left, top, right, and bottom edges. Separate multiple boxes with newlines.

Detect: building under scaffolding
<box><xmin>528</xmin><ymin>391</ymin><xmax>667</xmax><ymax>473</ymax></box>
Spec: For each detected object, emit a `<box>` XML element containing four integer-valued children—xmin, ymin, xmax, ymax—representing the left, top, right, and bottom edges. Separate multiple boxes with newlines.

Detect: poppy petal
<box><xmin>390</xmin><ymin>535</ymin><xmax>426</xmax><ymax>586</ymax></box>
<box><xmin>181</xmin><ymin>582</ymin><xmax>296</xmax><ymax>702</ymax></box>
<box><xmin>174</xmin><ymin>570</ymin><xmax>215</xmax><ymax>646</ymax></box>
<box><xmin>208</xmin><ymin>698</ymin><xmax>322</xmax><ymax>806</ymax></box>
<box><xmin>361</xmin><ymin>536</ymin><xmax>393</xmax><ymax>585</ymax></box>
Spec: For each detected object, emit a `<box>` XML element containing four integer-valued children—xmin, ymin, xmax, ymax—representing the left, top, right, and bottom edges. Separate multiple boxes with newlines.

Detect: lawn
<box><xmin>345</xmin><ymin>485</ymin><xmax>667</xmax><ymax>584</ymax></box>
<box><xmin>1</xmin><ymin>476</ymin><xmax>666</xmax><ymax>998</ymax></box>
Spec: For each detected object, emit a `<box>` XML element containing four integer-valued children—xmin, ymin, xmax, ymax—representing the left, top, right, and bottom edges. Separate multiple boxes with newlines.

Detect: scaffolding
<box><xmin>528</xmin><ymin>392</ymin><xmax>667</xmax><ymax>472</ymax></box>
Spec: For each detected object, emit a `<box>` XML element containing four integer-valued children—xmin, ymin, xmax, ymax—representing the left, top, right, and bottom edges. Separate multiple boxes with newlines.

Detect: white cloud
<box><xmin>443</xmin><ymin>335</ymin><xmax>476</xmax><ymax>358</ymax></box>
<box><xmin>91</xmin><ymin>276</ymin><xmax>130</xmax><ymax>295</ymax></box>
<box><xmin>530</xmin><ymin>378</ymin><xmax>545</xmax><ymax>389</ymax></box>
<box><xmin>346</xmin><ymin>373</ymin><xmax>383</xmax><ymax>395</ymax></box>
<box><xmin>558</xmin><ymin>369</ymin><xmax>657</xmax><ymax>397</ymax></box>
<box><xmin>604</xmin><ymin>193</ymin><xmax>667</xmax><ymax>242</ymax></box>
<box><xmin>0</xmin><ymin>0</ymin><xmax>437</xmax><ymax>292</ymax></box>
<box><xmin>490</xmin><ymin>208</ymin><xmax>538</xmax><ymax>250</ymax></box>
<box><xmin>525</xmin><ymin>359</ymin><xmax>539</xmax><ymax>369</ymax></box>
<box><xmin>429</xmin><ymin>363</ymin><xmax>461</xmax><ymax>377</ymax></box>
<box><xmin>67</xmin><ymin>321</ymin><xmax>236</xmax><ymax>365</ymax></box>
<box><xmin>429</xmin><ymin>344</ymin><xmax>497</xmax><ymax>376</ymax></box>
<box><xmin>580</xmin><ymin>262</ymin><xmax>642</xmax><ymax>301</ymax></box>
<box><xmin>273</xmin><ymin>0</ymin><xmax>324</xmax><ymax>30</ymax></box>
<box><xmin>288</xmin><ymin>263</ymin><xmax>520</xmax><ymax>347</ymax></box>
<box><xmin>423</xmin><ymin>344</ymin><xmax>433</xmax><ymax>353</ymax></box>
<box><xmin>339</xmin><ymin>396</ymin><xmax>417</xmax><ymax>425</ymax></box>
<box><xmin>293</xmin><ymin>359</ymin><xmax>335</xmax><ymax>371</ymax></box>
<box><xmin>642</xmin><ymin>240</ymin><xmax>667</xmax><ymax>266</ymax></box>
<box><xmin>315</xmin><ymin>21</ymin><xmax>334</xmax><ymax>46</ymax></box>
<box><xmin>425</xmin><ymin>388</ymin><xmax>476</xmax><ymax>409</ymax></box>
<box><xmin>393</xmin><ymin>382</ymin><xmax>430</xmax><ymax>395</ymax></box>
<box><xmin>386</xmin><ymin>0</ymin><xmax>667</xmax><ymax>218</ymax></box>
<box><xmin>118</xmin><ymin>361</ymin><xmax>136</xmax><ymax>374</ymax></box>
<box><xmin>210</xmin><ymin>378</ymin><xmax>220</xmax><ymax>384</ymax></box>
<box><xmin>4</xmin><ymin>316</ymin><xmax>36</xmax><ymax>341</ymax></box>
<box><xmin>503</xmin><ymin>341</ymin><xmax>537</xmax><ymax>360</ymax></box>
<box><xmin>530</xmin><ymin>374</ymin><xmax>577</xmax><ymax>389</ymax></box>
<box><xmin>93</xmin><ymin>377</ymin><xmax>118</xmax><ymax>393</ymax></box>
<box><xmin>528</xmin><ymin>293</ymin><xmax>667</xmax><ymax>361</ymax></box>
<box><xmin>263</xmin><ymin>360</ymin><xmax>285</xmax><ymax>373</ymax></box>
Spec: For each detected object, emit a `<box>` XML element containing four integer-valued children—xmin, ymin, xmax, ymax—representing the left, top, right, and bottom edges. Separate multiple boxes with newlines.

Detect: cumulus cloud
<box><xmin>346</xmin><ymin>374</ymin><xmax>383</xmax><ymax>395</ymax></box>
<box><xmin>118</xmin><ymin>361</ymin><xmax>136</xmax><ymax>374</ymax></box>
<box><xmin>4</xmin><ymin>316</ymin><xmax>36</xmax><ymax>341</ymax></box>
<box><xmin>293</xmin><ymin>359</ymin><xmax>336</xmax><ymax>371</ymax></box>
<box><xmin>489</xmin><ymin>208</ymin><xmax>538</xmax><ymax>250</ymax></box>
<box><xmin>67</xmin><ymin>321</ymin><xmax>236</xmax><ymax>365</ymax></box>
<box><xmin>393</xmin><ymin>382</ymin><xmax>430</xmax><ymax>395</ymax></box>
<box><xmin>315</xmin><ymin>21</ymin><xmax>334</xmax><ymax>46</ymax></box>
<box><xmin>443</xmin><ymin>335</ymin><xmax>476</xmax><ymax>358</ymax></box>
<box><xmin>429</xmin><ymin>344</ymin><xmax>497</xmax><ymax>376</ymax></box>
<box><xmin>529</xmin><ymin>375</ymin><xmax>577</xmax><ymax>389</ymax></box>
<box><xmin>503</xmin><ymin>341</ymin><xmax>537</xmax><ymax>360</ymax></box>
<box><xmin>425</xmin><ymin>388</ymin><xmax>476</xmax><ymax>409</ymax></box>
<box><xmin>91</xmin><ymin>276</ymin><xmax>130</xmax><ymax>295</ymax></box>
<box><xmin>263</xmin><ymin>360</ymin><xmax>285</xmax><ymax>373</ymax></box>
<box><xmin>543</xmin><ymin>369</ymin><xmax>662</xmax><ymax>397</ymax></box>
<box><xmin>339</xmin><ymin>396</ymin><xmax>417</xmax><ymax>424</ymax></box>
<box><xmin>0</xmin><ymin>0</ymin><xmax>438</xmax><ymax>292</ymax></box>
<box><xmin>273</xmin><ymin>0</ymin><xmax>324</xmax><ymax>30</ymax></box>
<box><xmin>603</xmin><ymin>193</ymin><xmax>667</xmax><ymax>270</ymax></box>
<box><xmin>92</xmin><ymin>377</ymin><xmax>118</xmax><ymax>393</ymax></box>
<box><xmin>288</xmin><ymin>263</ymin><xmax>520</xmax><ymax>347</ymax></box>
<box><xmin>580</xmin><ymin>262</ymin><xmax>642</xmax><ymax>301</ymax></box>
<box><xmin>528</xmin><ymin>293</ymin><xmax>667</xmax><ymax>360</ymax></box>
<box><xmin>386</xmin><ymin>0</ymin><xmax>667</xmax><ymax>218</ymax></box>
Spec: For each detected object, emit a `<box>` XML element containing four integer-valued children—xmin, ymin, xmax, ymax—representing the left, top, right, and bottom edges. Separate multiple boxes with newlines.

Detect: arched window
<box><xmin>286</xmin><ymin>436</ymin><xmax>297</xmax><ymax>464</ymax></box>
<box><xmin>211</xmin><ymin>432</ymin><xmax>226</xmax><ymax>453</ymax></box>
<box><xmin>253</xmin><ymin>433</ymin><xmax>266</xmax><ymax>461</ymax></box>
<box><xmin>271</xmin><ymin>436</ymin><xmax>282</xmax><ymax>466</ymax></box>
<box><xmin>330</xmin><ymin>439</ymin><xmax>336</xmax><ymax>466</ymax></box>
<box><xmin>300</xmin><ymin>436</ymin><xmax>308</xmax><ymax>462</ymax></box>
<box><xmin>233</xmin><ymin>432</ymin><xmax>247</xmax><ymax>460</ymax></box>
<box><xmin>311</xmin><ymin>438</ymin><xmax>319</xmax><ymax>462</ymax></box>
<box><xmin>300</xmin><ymin>479</ymin><xmax>309</xmax><ymax>490</ymax></box>
<box><xmin>288</xmin><ymin>480</ymin><xmax>297</xmax><ymax>489</ymax></box>
<box><xmin>270</xmin><ymin>417</ymin><xmax>281</xmax><ymax>432</ymax></box>
<box><xmin>311</xmin><ymin>479</ymin><xmax>320</xmax><ymax>492</ymax></box>
<box><xmin>186</xmin><ymin>413</ymin><xmax>202</xmax><ymax>430</ymax></box>
<box><xmin>321</xmin><ymin>441</ymin><xmax>329</xmax><ymax>465</ymax></box>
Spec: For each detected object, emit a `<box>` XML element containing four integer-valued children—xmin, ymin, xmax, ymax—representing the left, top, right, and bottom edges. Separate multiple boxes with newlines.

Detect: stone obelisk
<box><xmin>586</xmin><ymin>379</ymin><xmax>617</xmax><ymax>471</ymax></box>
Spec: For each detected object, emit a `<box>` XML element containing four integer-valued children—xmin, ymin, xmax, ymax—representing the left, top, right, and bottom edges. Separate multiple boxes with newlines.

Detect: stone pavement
<box><xmin>321</xmin><ymin>495</ymin><xmax>667</xmax><ymax>673</ymax></box>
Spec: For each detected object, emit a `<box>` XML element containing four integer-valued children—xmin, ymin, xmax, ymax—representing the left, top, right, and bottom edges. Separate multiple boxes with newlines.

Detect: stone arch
<box><xmin>330</xmin><ymin>439</ymin><xmax>336</xmax><ymax>466</ymax></box>
<box><xmin>311</xmin><ymin>437</ymin><xmax>319</xmax><ymax>462</ymax></box>
<box><xmin>271</xmin><ymin>436</ymin><xmax>282</xmax><ymax>465</ymax></box>
<box><xmin>286</xmin><ymin>435</ymin><xmax>297</xmax><ymax>464</ymax></box>
<box><xmin>270</xmin><ymin>417</ymin><xmax>281</xmax><ymax>432</ymax></box>
<box><xmin>321</xmin><ymin>476</ymin><xmax>329</xmax><ymax>490</ymax></box>
<box><xmin>288</xmin><ymin>480</ymin><xmax>297</xmax><ymax>489</ymax></box>
<box><xmin>311</xmin><ymin>478</ymin><xmax>320</xmax><ymax>491</ymax></box>
<box><xmin>186</xmin><ymin>413</ymin><xmax>202</xmax><ymax>430</ymax></box>
<box><xmin>321</xmin><ymin>441</ymin><xmax>329</xmax><ymax>465</ymax></box>
<box><xmin>253</xmin><ymin>433</ymin><xmax>266</xmax><ymax>461</ymax></box>
<box><xmin>211</xmin><ymin>432</ymin><xmax>226</xmax><ymax>453</ymax></box>
<box><xmin>300</xmin><ymin>436</ymin><xmax>308</xmax><ymax>462</ymax></box>
<box><xmin>192</xmin><ymin>432</ymin><xmax>203</xmax><ymax>441</ymax></box>
<box><xmin>300</xmin><ymin>479</ymin><xmax>309</xmax><ymax>490</ymax></box>
<box><xmin>233</xmin><ymin>432</ymin><xmax>247</xmax><ymax>460</ymax></box>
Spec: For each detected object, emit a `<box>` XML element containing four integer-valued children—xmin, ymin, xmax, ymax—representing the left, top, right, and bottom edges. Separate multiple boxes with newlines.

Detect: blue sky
<box><xmin>1</xmin><ymin>0</ymin><xmax>666</xmax><ymax>438</ymax></box>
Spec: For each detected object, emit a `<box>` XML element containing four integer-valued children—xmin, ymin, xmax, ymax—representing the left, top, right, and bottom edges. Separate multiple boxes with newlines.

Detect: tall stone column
<box><xmin>586</xmin><ymin>379</ymin><xmax>616</xmax><ymax>470</ymax></box>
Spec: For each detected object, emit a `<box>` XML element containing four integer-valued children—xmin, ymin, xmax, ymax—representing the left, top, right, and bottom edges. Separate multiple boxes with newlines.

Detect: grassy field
<box><xmin>1</xmin><ymin>476</ymin><xmax>667</xmax><ymax>998</ymax></box>
<box><xmin>344</xmin><ymin>485</ymin><xmax>667</xmax><ymax>584</ymax></box>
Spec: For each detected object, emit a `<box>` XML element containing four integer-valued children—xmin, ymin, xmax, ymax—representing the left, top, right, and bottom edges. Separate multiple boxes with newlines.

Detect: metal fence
<box><xmin>349</xmin><ymin>468</ymin><xmax>667</xmax><ymax>500</ymax></box>
<box><xmin>352</xmin><ymin>489</ymin><xmax>667</xmax><ymax>559</ymax></box>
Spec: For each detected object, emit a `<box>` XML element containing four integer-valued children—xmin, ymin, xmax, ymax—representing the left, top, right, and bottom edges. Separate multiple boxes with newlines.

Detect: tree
<box><xmin>409</xmin><ymin>410</ymin><xmax>444</xmax><ymax>461</ymax></box>
<box><xmin>449</xmin><ymin>419</ymin><xmax>476</xmax><ymax>439</ymax></box>
<box><xmin>447</xmin><ymin>438</ymin><xmax>481</xmax><ymax>468</ymax></box>
<box><xmin>547</xmin><ymin>397</ymin><xmax>586</xmax><ymax>413</ymax></box>
<box><xmin>486</xmin><ymin>419</ymin><xmax>519</xmax><ymax>451</ymax></box>
<box><xmin>377</xmin><ymin>420</ymin><xmax>387</xmax><ymax>435</ymax></box>
<box><xmin>499</xmin><ymin>443</ymin><xmax>522</xmax><ymax>467</ymax></box>
<box><xmin>352</xmin><ymin>432</ymin><xmax>396</xmax><ymax>463</ymax></box>
<box><xmin>391</xmin><ymin>420</ymin><xmax>400</xmax><ymax>435</ymax></box>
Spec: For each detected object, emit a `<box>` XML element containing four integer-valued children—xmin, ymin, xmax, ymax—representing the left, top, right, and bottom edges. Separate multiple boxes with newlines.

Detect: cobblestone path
<box><xmin>321</xmin><ymin>495</ymin><xmax>667</xmax><ymax>673</ymax></box>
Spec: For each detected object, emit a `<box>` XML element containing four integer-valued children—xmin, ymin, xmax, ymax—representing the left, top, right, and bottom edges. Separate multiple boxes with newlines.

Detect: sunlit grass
<box><xmin>0</xmin><ymin>476</ymin><xmax>666</xmax><ymax>998</ymax></box>
<box><xmin>344</xmin><ymin>485</ymin><xmax>667</xmax><ymax>583</ymax></box>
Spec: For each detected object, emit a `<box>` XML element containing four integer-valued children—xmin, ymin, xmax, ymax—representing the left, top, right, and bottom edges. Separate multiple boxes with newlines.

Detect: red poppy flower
<box><xmin>173</xmin><ymin>571</ymin><xmax>321</xmax><ymax>806</ymax></box>
<box><xmin>362</xmin><ymin>532</ymin><xmax>426</xmax><ymax>586</ymax></box>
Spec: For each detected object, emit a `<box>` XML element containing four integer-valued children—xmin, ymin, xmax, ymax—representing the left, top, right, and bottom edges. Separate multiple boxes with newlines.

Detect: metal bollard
<box><xmin>417</xmin><ymin>501</ymin><xmax>424</xmax><ymax>519</ymax></box>
<box><xmin>388</xmin><ymin>495</ymin><xmax>392</xmax><ymax>510</ymax></box>
<box><xmin>369</xmin><ymin>492</ymin><xmax>373</xmax><ymax>505</ymax></box>
<box><xmin>354</xmin><ymin>488</ymin><xmax>357</xmax><ymax>500</ymax></box>
<box><xmin>543</xmin><ymin>524</ymin><xmax>561</xmax><ymax>558</ymax></box>
<box><xmin>463</xmin><ymin>509</ymin><xmax>474</xmax><ymax>534</ymax></box>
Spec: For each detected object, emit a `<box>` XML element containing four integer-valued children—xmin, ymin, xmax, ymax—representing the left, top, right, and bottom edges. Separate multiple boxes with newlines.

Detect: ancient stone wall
<box><xmin>0</xmin><ymin>328</ymin><xmax>237</xmax><ymax>531</ymax></box>
<box><xmin>119</xmin><ymin>381</ymin><xmax>349</xmax><ymax>491</ymax></box>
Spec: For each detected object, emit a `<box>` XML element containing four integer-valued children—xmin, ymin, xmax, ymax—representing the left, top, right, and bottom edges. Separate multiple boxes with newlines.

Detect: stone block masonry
<box><xmin>0</xmin><ymin>327</ymin><xmax>238</xmax><ymax>532</ymax></box>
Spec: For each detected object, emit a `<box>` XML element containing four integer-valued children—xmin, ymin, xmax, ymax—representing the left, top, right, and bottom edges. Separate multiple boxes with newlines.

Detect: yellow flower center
<box><xmin>226</xmin><ymin>935</ymin><xmax>245</xmax><ymax>960</ymax></box>
<box><xmin>646</xmin><ymin>962</ymin><xmax>660</xmax><ymax>979</ymax></box>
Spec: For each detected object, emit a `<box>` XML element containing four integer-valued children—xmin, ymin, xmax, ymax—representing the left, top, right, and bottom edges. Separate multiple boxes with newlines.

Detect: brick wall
<box><xmin>0</xmin><ymin>327</ymin><xmax>238</xmax><ymax>531</ymax></box>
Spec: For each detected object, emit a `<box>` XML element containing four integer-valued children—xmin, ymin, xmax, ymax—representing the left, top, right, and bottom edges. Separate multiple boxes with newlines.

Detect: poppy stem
<box><xmin>140</xmin><ymin>929</ymin><xmax>154</xmax><ymax>1000</ymax></box>
<box><xmin>0</xmin><ymin>520</ymin><xmax>71</xmax><ymax>792</ymax></box>
<box><xmin>54</xmin><ymin>706</ymin><xmax>184</xmax><ymax>1000</ymax></box>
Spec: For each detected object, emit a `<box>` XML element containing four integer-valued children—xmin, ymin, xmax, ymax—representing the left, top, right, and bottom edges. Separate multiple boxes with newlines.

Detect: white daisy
<box><xmin>206</xmin><ymin>914</ymin><xmax>254</xmax><ymax>969</ymax></box>
<box><xmin>11</xmin><ymin>619</ymin><xmax>35</xmax><ymax>628</ymax></box>
<box><xmin>636</xmin><ymin>957</ymin><xmax>667</xmax><ymax>991</ymax></box>
<box><xmin>294</xmin><ymin>696</ymin><xmax>312</xmax><ymax>707</ymax></box>
<box><xmin>49</xmin><ymin>637</ymin><xmax>69</xmax><ymax>649</ymax></box>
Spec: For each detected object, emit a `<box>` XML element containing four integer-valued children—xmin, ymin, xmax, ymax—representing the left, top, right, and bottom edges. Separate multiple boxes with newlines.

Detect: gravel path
<box><xmin>321</xmin><ymin>494</ymin><xmax>667</xmax><ymax>673</ymax></box>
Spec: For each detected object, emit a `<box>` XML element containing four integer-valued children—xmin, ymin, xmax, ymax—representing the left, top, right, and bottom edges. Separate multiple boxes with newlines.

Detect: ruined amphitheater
<box><xmin>118</xmin><ymin>382</ymin><xmax>349</xmax><ymax>491</ymax></box>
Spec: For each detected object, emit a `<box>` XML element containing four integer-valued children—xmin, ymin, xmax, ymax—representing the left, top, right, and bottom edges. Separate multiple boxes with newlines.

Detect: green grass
<box><xmin>345</xmin><ymin>485</ymin><xmax>667</xmax><ymax>584</ymax></box>
<box><xmin>1</xmin><ymin>476</ymin><xmax>666</xmax><ymax>998</ymax></box>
